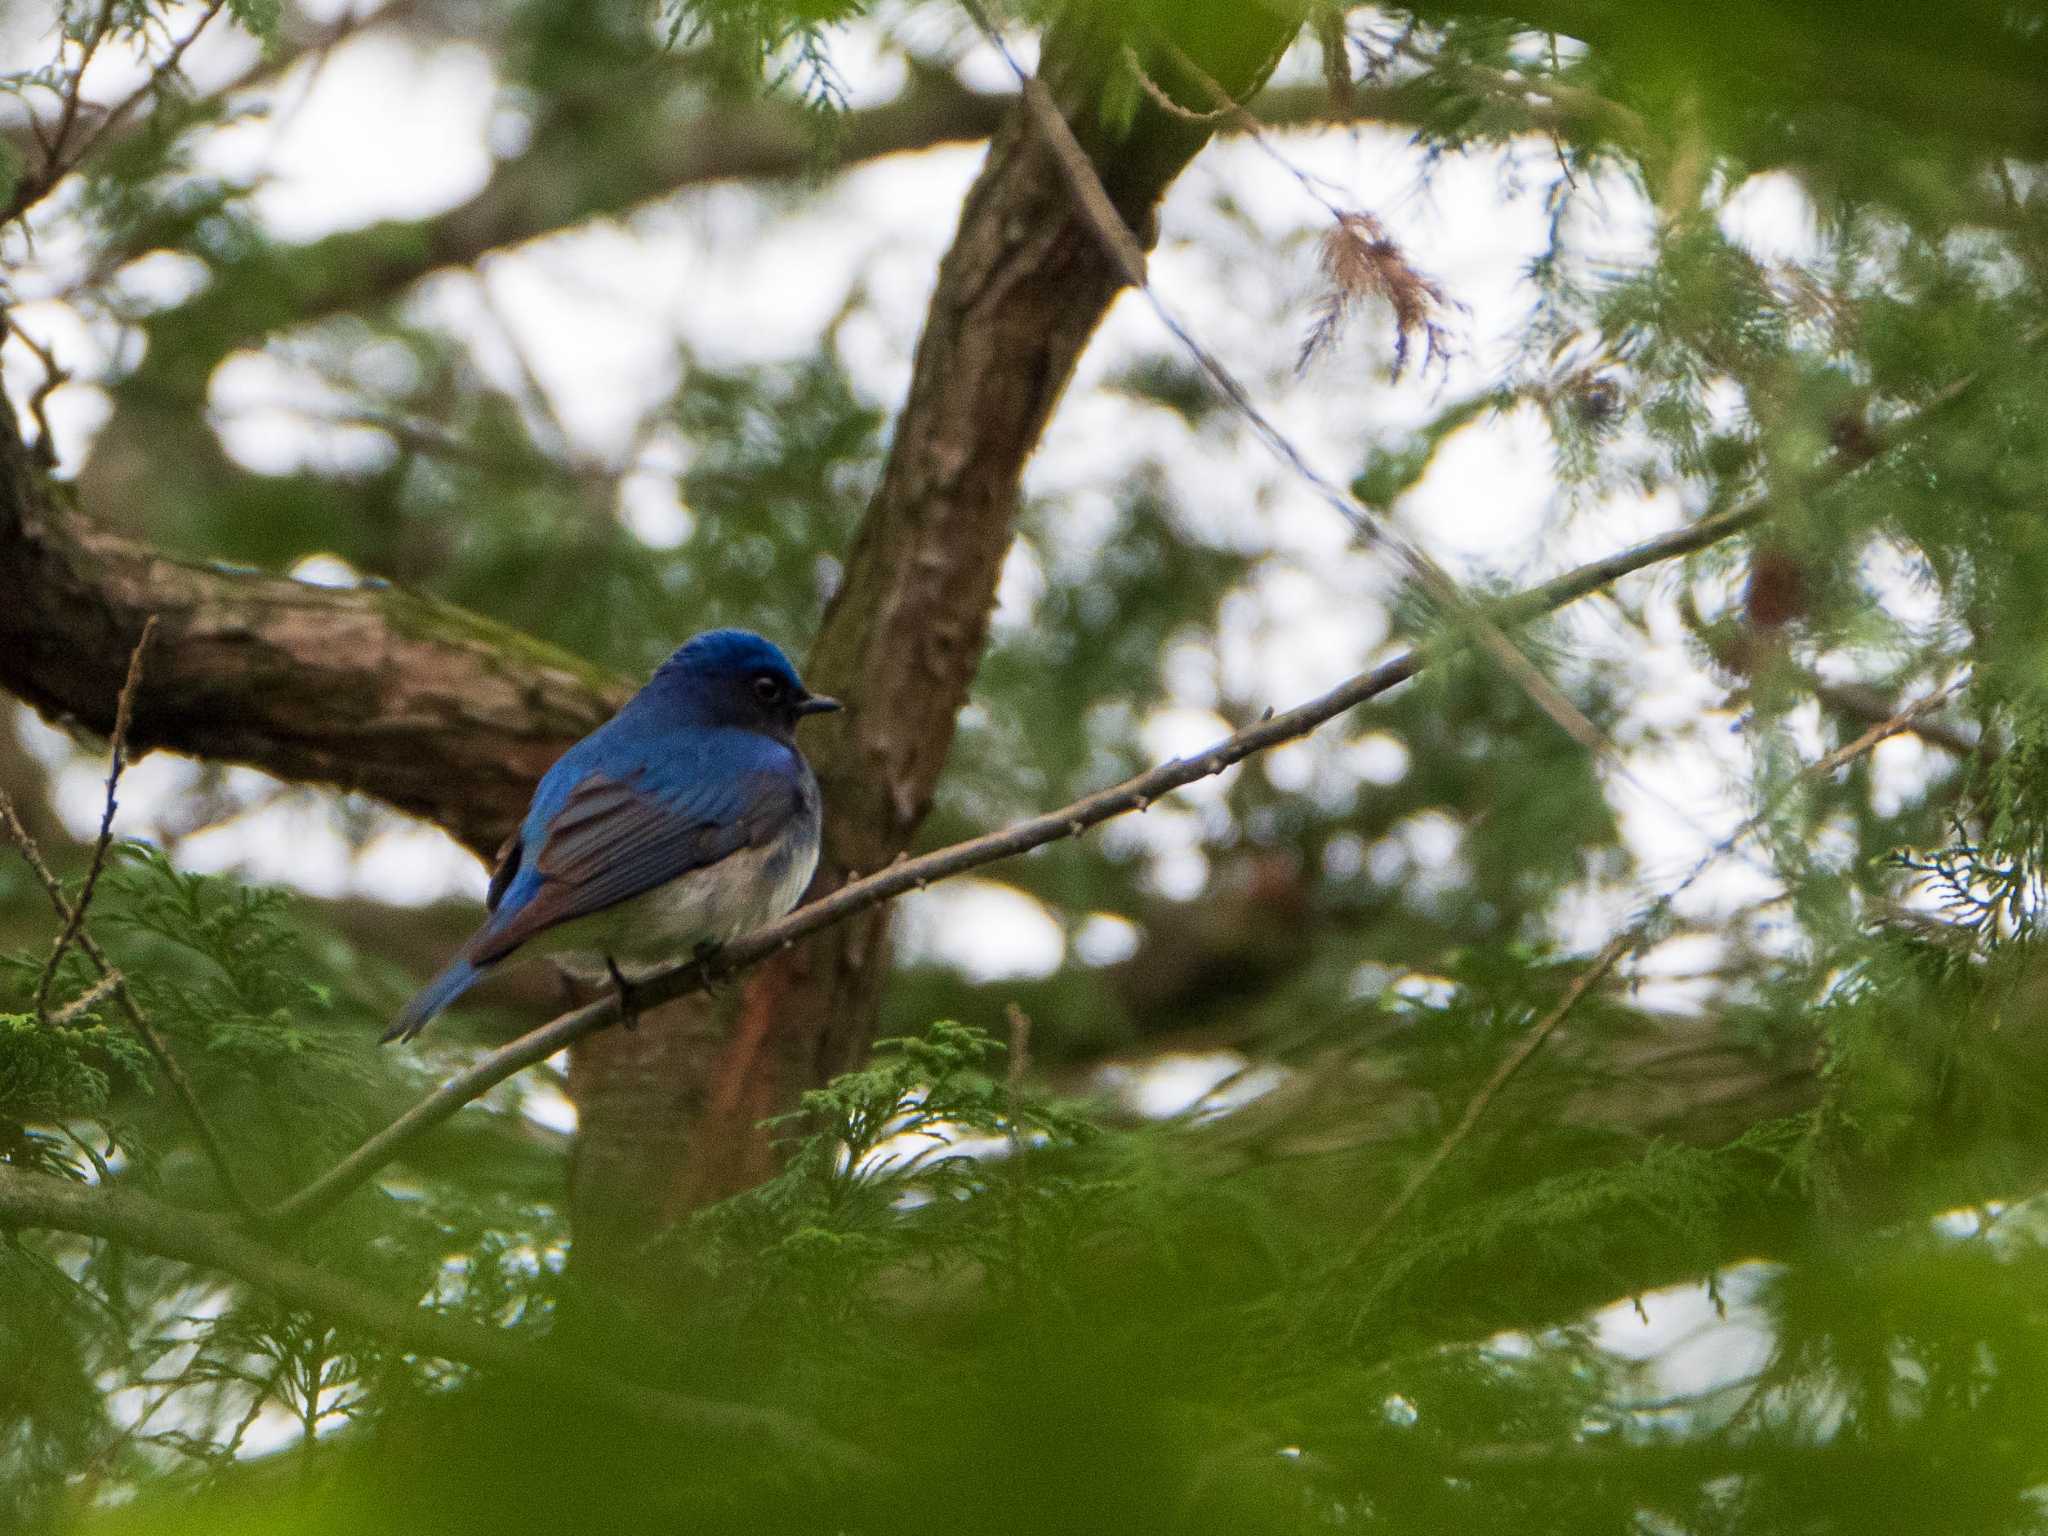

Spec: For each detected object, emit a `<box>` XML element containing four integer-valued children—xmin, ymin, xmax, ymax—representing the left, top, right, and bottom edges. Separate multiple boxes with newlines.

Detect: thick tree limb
<box><xmin>0</xmin><ymin>395</ymin><xmax>622</xmax><ymax>859</ymax></box>
<box><xmin>0</xmin><ymin>1165</ymin><xmax>872</xmax><ymax>1472</ymax></box>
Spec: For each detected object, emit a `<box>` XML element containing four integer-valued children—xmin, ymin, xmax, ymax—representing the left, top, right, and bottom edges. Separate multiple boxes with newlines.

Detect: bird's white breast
<box><xmin>540</xmin><ymin>814</ymin><xmax>822</xmax><ymax>978</ymax></box>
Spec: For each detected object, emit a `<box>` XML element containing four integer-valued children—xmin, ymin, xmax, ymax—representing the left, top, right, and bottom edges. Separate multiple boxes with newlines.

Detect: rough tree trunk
<box><xmin>563</xmin><ymin>3</ymin><xmax>1306</xmax><ymax>1270</ymax></box>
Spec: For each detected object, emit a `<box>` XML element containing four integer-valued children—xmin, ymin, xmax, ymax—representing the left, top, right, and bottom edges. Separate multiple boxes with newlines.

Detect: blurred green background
<box><xmin>9</xmin><ymin>0</ymin><xmax>2048</xmax><ymax>1529</ymax></box>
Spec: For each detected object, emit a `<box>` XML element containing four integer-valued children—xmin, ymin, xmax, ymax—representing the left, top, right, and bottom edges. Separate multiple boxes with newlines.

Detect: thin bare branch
<box><xmin>1817</xmin><ymin>681</ymin><xmax>1981</xmax><ymax>762</ymax></box>
<box><xmin>48</xmin><ymin>966</ymin><xmax>124</xmax><ymax>1027</ymax></box>
<box><xmin>43</xmin><ymin>0</ymin><xmax>120</xmax><ymax>176</ymax></box>
<box><xmin>1346</xmin><ymin>930</ymin><xmax>1632</xmax><ymax>1264</ymax></box>
<box><xmin>1808</xmin><ymin>679</ymin><xmax>1970</xmax><ymax>778</ymax></box>
<box><xmin>2</xmin><ymin>312</ymin><xmax>71</xmax><ymax>469</ymax></box>
<box><xmin>1121</xmin><ymin>41</ymin><xmax>1235</xmax><ymax>124</ymax></box>
<box><xmin>37</xmin><ymin>614</ymin><xmax>155</xmax><ymax>1015</ymax></box>
<box><xmin>264</xmin><ymin>496</ymin><xmax>1767</xmax><ymax>1233</ymax></box>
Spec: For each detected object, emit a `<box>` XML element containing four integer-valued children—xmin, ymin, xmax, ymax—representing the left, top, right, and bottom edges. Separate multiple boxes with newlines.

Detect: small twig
<box><xmin>37</xmin><ymin>616</ymin><xmax>155</xmax><ymax>1016</ymax></box>
<box><xmin>1315</xmin><ymin>6</ymin><xmax>1355</xmax><ymax>117</ymax></box>
<box><xmin>44</xmin><ymin>0</ymin><xmax>120</xmax><ymax>175</ymax></box>
<box><xmin>997</xmin><ymin>1001</ymin><xmax>1036</xmax><ymax>1285</ymax></box>
<box><xmin>1806</xmin><ymin>678</ymin><xmax>1968</xmax><ymax>779</ymax></box>
<box><xmin>1121</xmin><ymin>43</ymin><xmax>1235</xmax><ymax>124</ymax></box>
<box><xmin>1003</xmin><ymin>1001</ymin><xmax>1032</xmax><ymax>1090</ymax></box>
<box><xmin>48</xmin><ymin>968</ymin><xmax>124</xmax><ymax>1028</ymax></box>
<box><xmin>1545</xmin><ymin>35</ymin><xmax>1578</xmax><ymax>190</ymax></box>
<box><xmin>0</xmin><ymin>789</ymin><xmax>256</xmax><ymax>1218</ymax></box>
<box><xmin>3</xmin><ymin>0</ymin><xmax>229</xmax><ymax>226</ymax></box>
<box><xmin>473</xmin><ymin>265</ymin><xmax>586</xmax><ymax>470</ymax></box>
<box><xmin>1816</xmin><ymin>681</ymin><xmax>1980</xmax><ymax>762</ymax></box>
<box><xmin>2</xmin><ymin>315</ymin><xmax>72</xmax><ymax>469</ymax></box>
<box><xmin>1155</xmin><ymin>39</ymin><xmax>1354</xmax><ymax>222</ymax></box>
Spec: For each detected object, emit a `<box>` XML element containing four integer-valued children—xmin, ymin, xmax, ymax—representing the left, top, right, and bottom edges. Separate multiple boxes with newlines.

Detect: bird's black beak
<box><xmin>795</xmin><ymin>694</ymin><xmax>842</xmax><ymax>717</ymax></box>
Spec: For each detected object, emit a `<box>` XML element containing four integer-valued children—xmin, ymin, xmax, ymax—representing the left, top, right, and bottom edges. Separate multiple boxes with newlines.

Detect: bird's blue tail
<box><xmin>383</xmin><ymin>956</ymin><xmax>484</xmax><ymax>1044</ymax></box>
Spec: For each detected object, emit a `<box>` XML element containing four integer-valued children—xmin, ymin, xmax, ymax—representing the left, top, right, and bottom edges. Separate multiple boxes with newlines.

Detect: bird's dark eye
<box><xmin>752</xmin><ymin>674</ymin><xmax>783</xmax><ymax>705</ymax></box>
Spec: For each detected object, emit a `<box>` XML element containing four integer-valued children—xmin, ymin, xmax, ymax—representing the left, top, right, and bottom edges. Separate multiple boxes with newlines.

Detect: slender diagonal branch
<box><xmin>1339</xmin><ymin>672</ymin><xmax>1973</xmax><ymax>1270</ymax></box>
<box><xmin>1346</xmin><ymin>931</ymin><xmax>1632</xmax><ymax>1264</ymax></box>
<box><xmin>0</xmin><ymin>1165</ymin><xmax>873</xmax><ymax>1473</ymax></box>
<box><xmin>36</xmin><ymin>615</ymin><xmax>154</xmax><ymax>1015</ymax></box>
<box><xmin>264</xmin><ymin>497</ymin><xmax>1771</xmax><ymax>1233</ymax></box>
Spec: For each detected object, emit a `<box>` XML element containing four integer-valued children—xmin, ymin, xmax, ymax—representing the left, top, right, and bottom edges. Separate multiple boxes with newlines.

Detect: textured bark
<box><xmin>0</xmin><ymin>403</ymin><xmax>620</xmax><ymax>861</ymax></box>
<box><xmin>563</xmin><ymin>2</ymin><xmax>1307</xmax><ymax>1265</ymax></box>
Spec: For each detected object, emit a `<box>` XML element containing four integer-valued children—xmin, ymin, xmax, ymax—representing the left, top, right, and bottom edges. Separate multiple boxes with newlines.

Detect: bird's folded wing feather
<box><xmin>485</xmin><ymin>827</ymin><xmax>522</xmax><ymax>913</ymax></box>
<box><xmin>469</xmin><ymin>762</ymin><xmax>801</xmax><ymax>964</ymax></box>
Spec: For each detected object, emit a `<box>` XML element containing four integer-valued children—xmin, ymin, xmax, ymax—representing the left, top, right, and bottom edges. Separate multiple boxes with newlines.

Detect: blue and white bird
<box><xmin>383</xmin><ymin>629</ymin><xmax>839</xmax><ymax>1043</ymax></box>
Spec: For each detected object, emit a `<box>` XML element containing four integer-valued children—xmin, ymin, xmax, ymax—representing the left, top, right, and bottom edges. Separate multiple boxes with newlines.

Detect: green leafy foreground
<box><xmin>5</xmin><ymin>847</ymin><xmax>2048</xmax><ymax>1533</ymax></box>
<box><xmin>16</xmin><ymin>2</ymin><xmax>2048</xmax><ymax>1529</ymax></box>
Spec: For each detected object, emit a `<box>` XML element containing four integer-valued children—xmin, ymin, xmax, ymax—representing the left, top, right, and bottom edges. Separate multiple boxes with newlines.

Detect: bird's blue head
<box><xmin>645</xmin><ymin>629</ymin><xmax>841</xmax><ymax>741</ymax></box>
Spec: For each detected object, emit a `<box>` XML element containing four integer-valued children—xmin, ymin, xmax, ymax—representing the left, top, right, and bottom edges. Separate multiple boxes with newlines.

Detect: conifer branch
<box><xmin>1</xmin><ymin>0</ymin><xmax>229</xmax><ymax>226</ymax></box>
<box><xmin>0</xmin><ymin>789</ymin><xmax>256</xmax><ymax>1219</ymax></box>
<box><xmin>265</xmin><ymin>497</ymin><xmax>1769</xmax><ymax>1234</ymax></box>
<box><xmin>1340</xmin><ymin>672</ymin><xmax>1973</xmax><ymax>1266</ymax></box>
<box><xmin>0</xmin><ymin>1165</ymin><xmax>874</xmax><ymax>1473</ymax></box>
<box><xmin>1346</xmin><ymin>931</ymin><xmax>1632</xmax><ymax>1263</ymax></box>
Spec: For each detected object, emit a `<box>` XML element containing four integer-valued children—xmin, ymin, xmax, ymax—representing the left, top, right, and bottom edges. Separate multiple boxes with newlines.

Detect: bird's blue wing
<box><xmin>468</xmin><ymin>745</ymin><xmax>803</xmax><ymax>965</ymax></box>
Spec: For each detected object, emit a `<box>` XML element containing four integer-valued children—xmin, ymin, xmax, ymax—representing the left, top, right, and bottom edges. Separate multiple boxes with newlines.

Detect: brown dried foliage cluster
<box><xmin>1298</xmin><ymin>211</ymin><xmax>1454</xmax><ymax>379</ymax></box>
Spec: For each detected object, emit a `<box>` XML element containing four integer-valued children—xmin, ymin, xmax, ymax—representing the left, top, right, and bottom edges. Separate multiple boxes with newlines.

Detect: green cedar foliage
<box><xmin>4</xmin><ymin>855</ymin><xmax>2048</xmax><ymax>1530</ymax></box>
<box><xmin>15</xmin><ymin>0</ymin><xmax>2048</xmax><ymax>1531</ymax></box>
